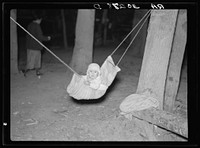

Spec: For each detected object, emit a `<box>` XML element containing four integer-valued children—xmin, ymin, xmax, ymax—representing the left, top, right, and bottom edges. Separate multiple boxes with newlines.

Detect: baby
<box><xmin>84</xmin><ymin>63</ymin><xmax>102</xmax><ymax>89</ymax></box>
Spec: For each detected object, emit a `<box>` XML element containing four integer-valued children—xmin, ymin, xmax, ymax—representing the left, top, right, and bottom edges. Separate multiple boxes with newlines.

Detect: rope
<box><xmin>116</xmin><ymin>11</ymin><xmax>151</xmax><ymax>66</ymax></box>
<box><xmin>10</xmin><ymin>17</ymin><xmax>80</xmax><ymax>76</ymax></box>
<box><xmin>10</xmin><ymin>10</ymin><xmax>151</xmax><ymax>74</ymax></box>
<box><xmin>109</xmin><ymin>10</ymin><xmax>151</xmax><ymax>57</ymax></box>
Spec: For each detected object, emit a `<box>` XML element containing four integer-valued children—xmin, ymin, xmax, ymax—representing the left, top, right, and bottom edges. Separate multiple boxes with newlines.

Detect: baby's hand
<box><xmin>84</xmin><ymin>80</ymin><xmax>90</xmax><ymax>85</ymax></box>
<box><xmin>89</xmin><ymin>79</ymin><xmax>101</xmax><ymax>89</ymax></box>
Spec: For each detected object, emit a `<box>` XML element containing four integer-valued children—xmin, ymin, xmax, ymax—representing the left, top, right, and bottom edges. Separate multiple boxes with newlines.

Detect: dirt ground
<box><xmin>10</xmin><ymin>41</ymin><xmax>187</xmax><ymax>141</ymax></box>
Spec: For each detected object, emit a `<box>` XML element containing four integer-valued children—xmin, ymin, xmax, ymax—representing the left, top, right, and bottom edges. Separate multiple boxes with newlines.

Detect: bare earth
<box><xmin>11</xmin><ymin>42</ymin><xmax>187</xmax><ymax>141</ymax></box>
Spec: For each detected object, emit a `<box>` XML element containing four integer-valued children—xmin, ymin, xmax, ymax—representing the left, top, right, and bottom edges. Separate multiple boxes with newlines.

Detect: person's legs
<box><xmin>23</xmin><ymin>49</ymin><xmax>35</xmax><ymax>76</ymax></box>
<box><xmin>34</xmin><ymin>50</ymin><xmax>42</xmax><ymax>76</ymax></box>
<box><xmin>23</xmin><ymin>49</ymin><xmax>42</xmax><ymax>76</ymax></box>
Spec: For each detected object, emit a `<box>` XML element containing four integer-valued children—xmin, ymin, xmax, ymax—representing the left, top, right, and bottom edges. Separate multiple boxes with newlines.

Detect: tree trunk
<box><xmin>70</xmin><ymin>9</ymin><xmax>95</xmax><ymax>75</ymax></box>
<box><xmin>102</xmin><ymin>10</ymin><xmax>108</xmax><ymax>45</ymax></box>
<box><xmin>94</xmin><ymin>19</ymin><xmax>102</xmax><ymax>46</ymax></box>
<box><xmin>61</xmin><ymin>9</ymin><xmax>68</xmax><ymax>49</ymax></box>
<box><xmin>137</xmin><ymin>10</ymin><xmax>178</xmax><ymax>110</ymax></box>
<box><xmin>164</xmin><ymin>10</ymin><xmax>187</xmax><ymax>113</ymax></box>
<box><xmin>130</xmin><ymin>10</ymin><xmax>149</xmax><ymax>58</ymax></box>
<box><xmin>10</xmin><ymin>9</ymin><xmax>19</xmax><ymax>74</ymax></box>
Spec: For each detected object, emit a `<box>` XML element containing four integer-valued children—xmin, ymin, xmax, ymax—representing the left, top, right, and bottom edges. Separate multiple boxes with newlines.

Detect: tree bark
<box><xmin>10</xmin><ymin>9</ymin><xmax>19</xmax><ymax>74</ymax></box>
<box><xmin>136</xmin><ymin>10</ymin><xmax>178</xmax><ymax>110</ymax></box>
<box><xmin>164</xmin><ymin>10</ymin><xmax>187</xmax><ymax>113</ymax></box>
<box><xmin>61</xmin><ymin>9</ymin><xmax>68</xmax><ymax>49</ymax></box>
<box><xmin>70</xmin><ymin>9</ymin><xmax>95</xmax><ymax>75</ymax></box>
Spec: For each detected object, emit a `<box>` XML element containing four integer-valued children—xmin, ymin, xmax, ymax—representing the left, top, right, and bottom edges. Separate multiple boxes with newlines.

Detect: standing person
<box><xmin>23</xmin><ymin>12</ymin><xmax>51</xmax><ymax>77</ymax></box>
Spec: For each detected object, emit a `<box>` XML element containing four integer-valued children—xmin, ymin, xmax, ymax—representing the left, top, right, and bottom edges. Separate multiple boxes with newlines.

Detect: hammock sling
<box><xmin>10</xmin><ymin>10</ymin><xmax>151</xmax><ymax>100</ymax></box>
<box><xmin>67</xmin><ymin>55</ymin><xmax>121</xmax><ymax>99</ymax></box>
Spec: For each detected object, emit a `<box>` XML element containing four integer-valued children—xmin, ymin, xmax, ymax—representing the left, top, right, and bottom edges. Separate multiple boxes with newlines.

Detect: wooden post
<box><xmin>10</xmin><ymin>9</ymin><xmax>19</xmax><ymax>74</ymax></box>
<box><xmin>61</xmin><ymin>9</ymin><xmax>68</xmax><ymax>49</ymax></box>
<box><xmin>136</xmin><ymin>10</ymin><xmax>178</xmax><ymax>110</ymax></box>
<box><xmin>164</xmin><ymin>10</ymin><xmax>187</xmax><ymax>113</ymax></box>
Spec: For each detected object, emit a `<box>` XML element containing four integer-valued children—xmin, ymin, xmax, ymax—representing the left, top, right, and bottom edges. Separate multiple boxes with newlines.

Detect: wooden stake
<box><xmin>164</xmin><ymin>10</ymin><xmax>187</xmax><ymax>113</ymax></box>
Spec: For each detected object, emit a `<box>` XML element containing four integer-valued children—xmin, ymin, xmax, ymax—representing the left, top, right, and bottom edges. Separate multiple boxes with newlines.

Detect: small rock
<box><xmin>28</xmin><ymin>102</ymin><xmax>32</xmax><ymax>104</ymax></box>
<box><xmin>13</xmin><ymin>111</ymin><xmax>19</xmax><ymax>115</ymax></box>
<box><xmin>26</xmin><ymin>120</ymin><xmax>38</xmax><ymax>126</ymax></box>
<box><xmin>53</xmin><ymin>109</ymin><xmax>57</xmax><ymax>112</ymax></box>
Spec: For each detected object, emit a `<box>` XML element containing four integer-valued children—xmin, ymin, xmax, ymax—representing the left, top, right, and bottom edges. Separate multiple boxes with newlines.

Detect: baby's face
<box><xmin>87</xmin><ymin>69</ymin><xmax>99</xmax><ymax>80</ymax></box>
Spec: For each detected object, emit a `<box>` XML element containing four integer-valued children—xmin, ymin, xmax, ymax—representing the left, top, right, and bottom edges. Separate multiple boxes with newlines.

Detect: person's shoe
<box><xmin>22</xmin><ymin>69</ymin><xmax>29</xmax><ymax>77</ymax></box>
<box><xmin>36</xmin><ymin>71</ymin><xmax>43</xmax><ymax>76</ymax></box>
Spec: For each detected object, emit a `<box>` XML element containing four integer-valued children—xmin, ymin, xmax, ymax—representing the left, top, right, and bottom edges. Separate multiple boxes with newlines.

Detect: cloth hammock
<box><xmin>10</xmin><ymin>10</ymin><xmax>151</xmax><ymax>100</ymax></box>
<box><xmin>67</xmin><ymin>56</ymin><xmax>121</xmax><ymax>100</ymax></box>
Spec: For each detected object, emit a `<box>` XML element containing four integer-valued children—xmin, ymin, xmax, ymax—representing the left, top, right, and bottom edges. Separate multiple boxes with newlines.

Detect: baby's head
<box><xmin>87</xmin><ymin>63</ymin><xmax>100</xmax><ymax>80</ymax></box>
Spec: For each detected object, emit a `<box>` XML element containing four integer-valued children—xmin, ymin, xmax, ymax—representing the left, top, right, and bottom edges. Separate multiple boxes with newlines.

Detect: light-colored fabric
<box><xmin>26</xmin><ymin>49</ymin><xmax>41</xmax><ymax>69</ymax></box>
<box><xmin>119</xmin><ymin>94</ymin><xmax>159</xmax><ymax>113</ymax></box>
<box><xmin>100</xmin><ymin>56</ymin><xmax>121</xmax><ymax>86</ymax></box>
<box><xmin>83</xmin><ymin>75</ymin><xmax>102</xmax><ymax>90</ymax></box>
<box><xmin>67</xmin><ymin>56</ymin><xmax>121</xmax><ymax>100</ymax></box>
